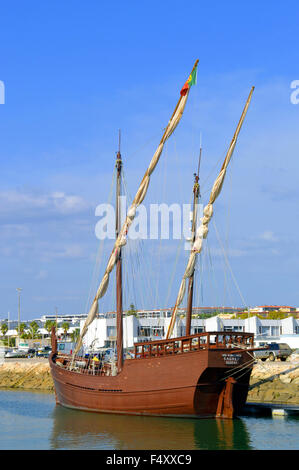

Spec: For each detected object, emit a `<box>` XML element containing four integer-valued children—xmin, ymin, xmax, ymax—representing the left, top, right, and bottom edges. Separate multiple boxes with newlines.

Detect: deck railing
<box><xmin>55</xmin><ymin>355</ymin><xmax>113</xmax><ymax>376</ymax></box>
<box><xmin>54</xmin><ymin>331</ymin><xmax>254</xmax><ymax>374</ymax></box>
<box><xmin>134</xmin><ymin>331</ymin><xmax>254</xmax><ymax>359</ymax></box>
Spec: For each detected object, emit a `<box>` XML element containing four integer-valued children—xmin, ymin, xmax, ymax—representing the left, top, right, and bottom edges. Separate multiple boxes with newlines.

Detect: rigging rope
<box><xmin>212</xmin><ymin>219</ymin><xmax>248</xmax><ymax>309</ymax></box>
<box><xmin>153</xmin><ymin>140</ymin><xmax>169</xmax><ymax>309</ymax></box>
<box><xmin>166</xmin><ymin>87</ymin><xmax>254</xmax><ymax>339</ymax></box>
<box><xmin>84</xmin><ymin>166</ymin><xmax>117</xmax><ymax>315</ymax></box>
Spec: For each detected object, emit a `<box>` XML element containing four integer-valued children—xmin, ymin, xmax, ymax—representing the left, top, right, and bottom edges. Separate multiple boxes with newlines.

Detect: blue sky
<box><xmin>0</xmin><ymin>0</ymin><xmax>299</xmax><ymax>320</ymax></box>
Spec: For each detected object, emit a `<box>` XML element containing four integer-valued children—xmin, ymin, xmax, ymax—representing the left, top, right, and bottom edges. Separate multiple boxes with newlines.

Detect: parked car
<box><xmin>254</xmin><ymin>343</ymin><xmax>292</xmax><ymax>362</ymax></box>
<box><xmin>84</xmin><ymin>348</ymin><xmax>127</xmax><ymax>362</ymax></box>
<box><xmin>37</xmin><ymin>346</ymin><xmax>51</xmax><ymax>358</ymax></box>
<box><xmin>37</xmin><ymin>351</ymin><xmax>50</xmax><ymax>358</ymax></box>
<box><xmin>5</xmin><ymin>349</ymin><xmax>27</xmax><ymax>358</ymax></box>
<box><xmin>26</xmin><ymin>348</ymin><xmax>36</xmax><ymax>358</ymax></box>
<box><xmin>104</xmin><ymin>348</ymin><xmax>115</xmax><ymax>361</ymax></box>
<box><xmin>103</xmin><ymin>348</ymin><xmax>129</xmax><ymax>361</ymax></box>
<box><xmin>0</xmin><ymin>347</ymin><xmax>7</xmax><ymax>358</ymax></box>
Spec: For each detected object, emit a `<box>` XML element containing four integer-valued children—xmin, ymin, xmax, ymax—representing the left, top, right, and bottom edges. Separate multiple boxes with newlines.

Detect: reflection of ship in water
<box><xmin>50</xmin><ymin>405</ymin><xmax>253</xmax><ymax>450</ymax></box>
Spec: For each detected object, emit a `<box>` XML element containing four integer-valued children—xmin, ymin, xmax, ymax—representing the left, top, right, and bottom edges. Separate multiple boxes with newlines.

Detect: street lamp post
<box><xmin>16</xmin><ymin>288</ymin><xmax>22</xmax><ymax>342</ymax></box>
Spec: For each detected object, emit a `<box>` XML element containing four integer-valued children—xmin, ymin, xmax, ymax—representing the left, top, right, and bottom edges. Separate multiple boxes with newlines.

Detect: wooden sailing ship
<box><xmin>50</xmin><ymin>60</ymin><xmax>257</xmax><ymax>419</ymax></box>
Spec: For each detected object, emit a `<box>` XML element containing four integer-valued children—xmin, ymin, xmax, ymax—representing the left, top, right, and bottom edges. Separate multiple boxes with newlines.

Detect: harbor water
<box><xmin>0</xmin><ymin>389</ymin><xmax>298</xmax><ymax>450</ymax></box>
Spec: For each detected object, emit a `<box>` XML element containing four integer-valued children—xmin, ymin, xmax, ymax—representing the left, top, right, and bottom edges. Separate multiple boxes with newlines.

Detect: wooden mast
<box><xmin>72</xmin><ymin>60</ymin><xmax>199</xmax><ymax>358</ymax></box>
<box><xmin>116</xmin><ymin>130</ymin><xmax>123</xmax><ymax>371</ymax></box>
<box><xmin>185</xmin><ymin>146</ymin><xmax>201</xmax><ymax>335</ymax></box>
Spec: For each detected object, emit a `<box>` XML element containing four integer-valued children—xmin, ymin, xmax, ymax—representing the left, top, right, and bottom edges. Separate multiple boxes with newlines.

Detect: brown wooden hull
<box><xmin>49</xmin><ymin>347</ymin><xmax>253</xmax><ymax>418</ymax></box>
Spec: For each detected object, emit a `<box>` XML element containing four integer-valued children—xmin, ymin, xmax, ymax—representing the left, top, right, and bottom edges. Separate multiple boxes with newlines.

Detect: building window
<box><xmin>152</xmin><ymin>327</ymin><xmax>164</xmax><ymax>336</ymax></box>
<box><xmin>193</xmin><ymin>327</ymin><xmax>205</xmax><ymax>334</ymax></box>
<box><xmin>234</xmin><ymin>326</ymin><xmax>244</xmax><ymax>332</ymax></box>
<box><xmin>107</xmin><ymin>326</ymin><xmax>116</xmax><ymax>338</ymax></box>
<box><xmin>137</xmin><ymin>326</ymin><xmax>164</xmax><ymax>337</ymax></box>
<box><xmin>223</xmin><ymin>326</ymin><xmax>244</xmax><ymax>332</ymax></box>
<box><xmin>271</xmin><ymin>326</ymin><xmax>280</xmax><ymax>337</ymax></box>
<box><xmin>138</xmin><ymin>327</ymin><xmax>151</xmax><ymax>337</ymax></box>
<box><xmin>259</xmin><ymin>326</ymin><xmax>271</xmax><ymax>337</ymax></box>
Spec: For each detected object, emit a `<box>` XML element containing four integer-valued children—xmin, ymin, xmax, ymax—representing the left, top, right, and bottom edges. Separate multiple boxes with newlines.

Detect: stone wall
<box><xmin>0</xmin><ymin>360</ymin><xmax>54</xmax><ymax>391</ymax></box>
<box><xmin>247</xmin><ymin>361</ymin><xmax>299</xmax><ymax>404</ymax></box>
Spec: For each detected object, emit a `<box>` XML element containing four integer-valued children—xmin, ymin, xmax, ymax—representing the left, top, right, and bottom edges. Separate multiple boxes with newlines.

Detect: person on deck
<box><xmin>92</xmin><ymin>355</ymin><xmax>100</xmax><ymax>374</ymax></box>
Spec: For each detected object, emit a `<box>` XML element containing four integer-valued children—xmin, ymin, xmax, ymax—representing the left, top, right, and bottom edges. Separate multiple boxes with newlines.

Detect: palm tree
<box><xmin>61</xmin><ymin>322</ymin><xmax>70</xmax><ymax>340</ymax></box>
<box><xmin>127</xmin><ymin>303</ymin><xmax>137</xmax><ymax>317</ymax></box>
<box><xmin>1</xmin><ymin>323</ymin><xmax>8</xmax><ymax>337</ymax></box>
<box><xmin>45</xmin><ymin>320</ymin><xmax>56</xmax><ymax>336</ymax></box>
<box><xmin>29</xmin><ymin>321</ymin><xmax>39</xmax><ymax>339</ymax></box>
<box><xmin>70</xmin><ymin>328</ymin><xmax>80</xmax><ymax>342</ymax></box>
<box><xmin>19</xmin><ymin>322</ymin><xmax>27</xmax><ymax>338</ymax></box>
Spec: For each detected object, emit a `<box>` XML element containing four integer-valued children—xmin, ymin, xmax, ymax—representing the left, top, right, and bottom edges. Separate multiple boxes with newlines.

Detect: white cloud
<box><xmin>0</xmin><ymin>224</ymin><xmax>31</xmax><ymax>238</ymax></box>
<box><xmin>209</xmin><ymin>247</ymin><xmax>248</xmax><ymax>258</ymax></box>
<box><xmin>260</xmin><ymin>231</ymin><xmax>278</xmax><ymax>242</ymax></box>
<box><xmin>0</xmin><ymin>189</ymin><xmax>91</xmax><ymax>220</ymax></box>
<box><xmin>51</xmin><ymin>192</ymin><xmax>89</xmax><ymax>213</ymax></box>
<box><xmin>35</xmin><ymin>270</ymin><xmax>48</xmax><ymax>280</ymax></box>
<box><xmin>40</xmin><ymin>243</ymin><xmax>85</xmax><ymax>262</ymax></box>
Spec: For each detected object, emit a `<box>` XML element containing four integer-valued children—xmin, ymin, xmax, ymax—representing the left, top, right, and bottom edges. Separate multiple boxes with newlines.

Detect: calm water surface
<box><xmin>0</xmin><ymin>389</ymin><xmax>298</xmax><ymax>450</ymax></box>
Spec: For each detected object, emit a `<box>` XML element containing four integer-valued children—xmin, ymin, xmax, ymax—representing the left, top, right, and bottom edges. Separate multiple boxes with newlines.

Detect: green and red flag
<box><xmin>180</xmin><ymin>63</ymin><xmax>198</xmax><ymax>96</ymax></box>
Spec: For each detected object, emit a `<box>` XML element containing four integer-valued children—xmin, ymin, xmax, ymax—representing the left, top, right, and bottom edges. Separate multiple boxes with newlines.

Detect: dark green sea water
<box><xmin>0</xmin><ymin>389</ymin><xmax>298</xmax><ymax>450</ymax></box>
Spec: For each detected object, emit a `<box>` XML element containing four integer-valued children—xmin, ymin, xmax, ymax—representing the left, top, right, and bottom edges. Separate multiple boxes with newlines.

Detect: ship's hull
<box><xmin>49</xmin><ymin>347</ymin><xmax>253</xmax><ymax>418</ymax></box>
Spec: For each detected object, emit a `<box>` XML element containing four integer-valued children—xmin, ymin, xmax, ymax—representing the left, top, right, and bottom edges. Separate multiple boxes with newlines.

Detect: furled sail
<box><xmin>73</xmin><ymin>60</ymin><xmax>199</xmax><ymax>356</ymax></box>
<box><xmin>166</xmin><ymin>86</ymin><xmax>255</xmax><ymax>339</ymax></box>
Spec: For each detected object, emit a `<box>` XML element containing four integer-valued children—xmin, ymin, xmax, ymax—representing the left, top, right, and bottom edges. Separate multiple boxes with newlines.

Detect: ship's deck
<box><xmin>52</xmin><ymin>331</ymin><xmax>255</xmax><ymax>377</ymax></box>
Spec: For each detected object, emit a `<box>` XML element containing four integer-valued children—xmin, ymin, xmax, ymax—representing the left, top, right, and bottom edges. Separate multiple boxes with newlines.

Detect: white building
<box><xmin>81</xmin><ymin>315</ymin><xmax>174</xmax><ymax>350</ymax></box>
<box><xmin>40</xmin><ymin>314</ymin><xmax>87</xmax><ymax>325</ymax></box>
<box><xmin>80</xmin><ymin>313</ymin><xmax>299</xmax><ymax>351</ymax></box>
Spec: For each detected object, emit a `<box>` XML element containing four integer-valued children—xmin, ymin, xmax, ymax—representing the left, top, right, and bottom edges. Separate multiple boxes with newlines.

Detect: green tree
<box><xmin>236</xmin><ymin>312</ymin><xmax>262</xmax><ymax>320</ymax></box>
<box><xmin>70</xmin><ymin>328</ymin><xmax>80</xmax><ymax>342</ymax></box>
<box><xmin>19</xmin><ymin>322</ymin><xmax>27</xmax><ymax>337</ymax></box>
<box><xmin>127</xmin><ymin>304</ymin><xmax>137</xmax><ymax>316</ymax></box>
<box><xmin>267</xmin><ymin>311</ymin><xmax>287</xmax><ymax>320</ymax></box>
<box><xmin>2</xmin><ymin>336</ymin><xmax>15</xmax><ymax>347</ymax></box>
<box><xmin>29</xmin><ymin>321</ymin><xmax>40</xmax><ymax>339</ymax></box>
<box><xmin>45</xmin><ymin>320</ymin><xmax>56</xmax><ymax>335</ymax></box>
<box><xmin>1</xmin><ymin>323</ymin><xmax>8</xmax><ymax>337</ymax></box>
<box><xmin>61</xmin><ymin>322</ymin><xmax>70</xmax><ymax>340</ymax></box>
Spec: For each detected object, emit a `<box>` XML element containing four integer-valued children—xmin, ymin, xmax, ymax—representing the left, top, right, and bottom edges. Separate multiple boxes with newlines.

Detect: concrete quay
<box><xmin>247</xmin><ymin>359</ymin><xmax>299</xmax><ymax>405</ymax></box>
<box><xmin>0</xmin><ymin>358</ymin><xmax>54</xmax><ymax>391</ymax></box>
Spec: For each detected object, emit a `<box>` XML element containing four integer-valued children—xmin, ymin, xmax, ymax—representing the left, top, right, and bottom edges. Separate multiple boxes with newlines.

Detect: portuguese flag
<box><xmin>180</xmin><ymin>64</ymin><xmax>198</xmax><ymax>96</ymax></box>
